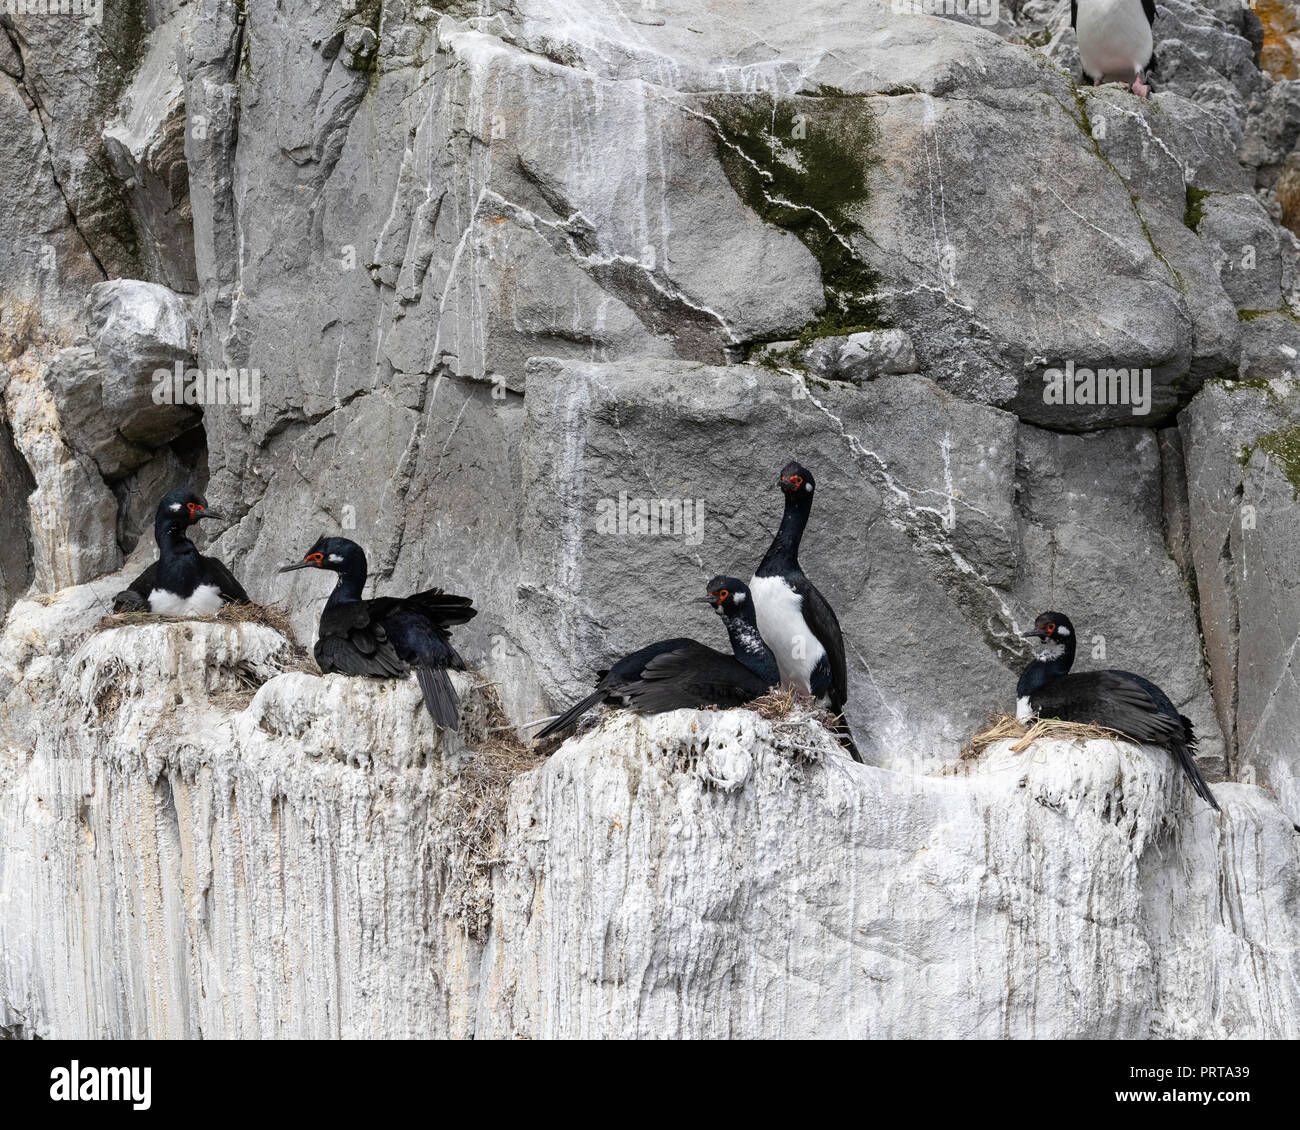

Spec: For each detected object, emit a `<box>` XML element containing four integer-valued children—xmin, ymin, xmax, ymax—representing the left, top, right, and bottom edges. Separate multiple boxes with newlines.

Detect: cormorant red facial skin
<box><xmin>533</xmin><ymin>576</ymin><xmax>778</xmax><ymax>743</ymax></box>
<box><xmin>750</xmin><ymin>460</ymin><xmax>862</xmax><ymax>762</ymax></box>
<box><xmin>1017</xmin><ymin>611</ymin><xmax>1220</xmax><ymax>812</ymax></box>
<box><xmin>280</xmin><ymin>536</ymin><xmax>476</xmax><ymax>730</ymax></box>
<box><xmin>112</xmin><ymin>488</ymin><xmax>250</xmax><ymax>614</ymax></box>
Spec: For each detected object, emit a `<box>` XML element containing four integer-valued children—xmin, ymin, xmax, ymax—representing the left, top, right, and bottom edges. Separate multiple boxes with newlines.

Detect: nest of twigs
<box><xmin>96</xmin><ymin>600</ymin><xmax>300</xmax><ymax>639</ymax></box>
<box><xmin>746</xmin><ymin>686</ymin><xmax>843</xmax><ymax>731</ymax></box>
<box><xmin>961</xmin><ymin>712</ymin><xmax>1132</xmax><ymax>761</ymax></box>
<box><xmin>443</xmin><ymin>679</ymin><xmax>547</xmax><ymax>937</ymax></box>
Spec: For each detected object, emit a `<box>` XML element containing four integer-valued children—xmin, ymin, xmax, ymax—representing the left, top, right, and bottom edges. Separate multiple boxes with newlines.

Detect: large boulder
<box><xmin>1193</xmin><ymin>192</ymin><xmax>1286</xmax><ymax>313</ymax></box>
<box><xmin>1181</xmin><ymin>378</ymin><xmax>1300</xmax><ymax>824</ymax></box>
<box><xmin>41</xmin><ymin>280</ymin><xmax>198</xmax><ymax>483</ymax></box>
<box><xmin>1</xmin><ymin>351</ymin><xmax>121</xmax><ymax>592</ymax></box>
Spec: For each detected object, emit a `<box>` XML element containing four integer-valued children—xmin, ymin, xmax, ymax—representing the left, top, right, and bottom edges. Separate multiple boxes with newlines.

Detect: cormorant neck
<box><xmin>325</xmin><ymin>558</ymin><xmax>368</xmax><ymax>606</ymax></box>
<box><xmin>757</xmin><ymin>492</ymin><xmax>810</xmax><ymax>574</ymax></box>
<box><xmin>1016</xmin><ymin>634</ymin><xmax>1076</xmax><ymax>698</ymax></box>
<box><xmin>723</xmin><ymin>602</ymin><xmax>780</xmax><ymax>685</ymax></box>
<box><xmin>155</xmin><ymin>517</ymin><xmax>197</xmax><ymax>558</ymax></box>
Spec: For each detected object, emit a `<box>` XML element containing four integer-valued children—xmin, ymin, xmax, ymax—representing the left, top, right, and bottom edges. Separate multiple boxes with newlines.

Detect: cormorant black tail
<box><xmin>1171</xmin><ymin>740</ymin><xmax>1221</xmax><ymax>813</ymax></box>
<box><xmin>534</xmin><ymin>689</ymin><xmax>606</xmax><ymax>741</ymax></box>
<box><xmin>415</xmin><ymin>664</ymin><xmax>460</xmax><ymax>728</ymax></box>
<box><xmin>834</xmin><ymin>717</ymin><xmax>863</xmax><ymax>763</ymax></box>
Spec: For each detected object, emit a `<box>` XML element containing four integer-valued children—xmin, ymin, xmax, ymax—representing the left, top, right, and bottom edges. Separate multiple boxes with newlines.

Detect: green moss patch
<box><xmin>1184</xmin><ymin>185</ymin><xmax>1214</xmax><ymax>232</ymax></box>
<box><xmin>1238</xmin><ymin>307</ymin><xmax>1300</xmax><ymax>323</ymax></box>
<box><xmin>706</xmin><ymin>92</ymin><xmax>887</xmax><ymax>343</ymax></box>
<box><xmin>1250</xmin><ymin>425</ymin><xmax>1300</xmax><ymax>496</ymax></box>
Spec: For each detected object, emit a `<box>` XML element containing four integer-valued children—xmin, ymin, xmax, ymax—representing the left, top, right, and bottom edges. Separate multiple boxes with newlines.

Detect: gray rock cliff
<box><xmin>1</xmin><ymin>0</ymin><xmax>1298</xmax><ymax>1038</ymax></box>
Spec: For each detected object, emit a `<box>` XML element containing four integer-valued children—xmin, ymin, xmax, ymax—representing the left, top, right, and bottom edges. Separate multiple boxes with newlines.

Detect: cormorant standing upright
<box><xmin>750</xmin><ymin>461</ymin><xmax>862</xmax><ymax>762</ymax></box>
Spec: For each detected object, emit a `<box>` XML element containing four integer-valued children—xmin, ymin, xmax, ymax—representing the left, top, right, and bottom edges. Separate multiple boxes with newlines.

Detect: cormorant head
<box><xmin>778</xmin><ymin>460</ymin><xmax>815</xmax><ymax>500</ymax></box>
<box><xmin>278</xmin><ymin>536</ymin><xmax>366</xmax><ymax>576</ymax></box>
<box><xmin>1022</xmin><ymin>611</ymin><xmax>1074</xmax><ymax>656</ymax></box>
<box><xmin>157</xmin><ymin>487</ymin><xmax>224</xmax><ymax>527</ymax></box>
<box><xmin>700</xmin><ymin>575</ymin><xmax>752</xmax><ymax>617</ymax></box>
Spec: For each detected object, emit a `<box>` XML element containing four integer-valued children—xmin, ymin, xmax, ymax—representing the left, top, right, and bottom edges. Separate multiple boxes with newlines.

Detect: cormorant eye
<box><xmin>1045</xmin><ymin>623</ymin><xmax>1055</xmax><ymax>635</ymax></box>
<box><xmin>717</xmin><ymin>590</ymin><xmax>729</xmax><ymax>601</ymax></box>
<box><xmin>790</xmin><ymin>476</ymin><xmax>803</xmax><ymax>488</ymax></box>
<box><xmin>307</xmin><ymin>553</ymin><xmax>324</xmax><ymax>565</ymax></box>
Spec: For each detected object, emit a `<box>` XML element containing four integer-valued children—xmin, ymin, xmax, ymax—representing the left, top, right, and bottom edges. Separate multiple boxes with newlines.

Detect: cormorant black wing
<box><xmin>113</xmin><ymin>562</ymin><xmax>158</xmax><ymax>612</ymax></box>
<box><xmin>776</xmin><ymin>572</ymin><xmax>859</xmax><ymax>760</ymax></box>
<box><xmin>1033</xmin><ymin>671</ymin><xmax>1183</xmax><ymax>745</ymax></box>
<box><xmin>201</xmin><ymin>553</ymin><xmax>250</xmax><ymax>604</ymax></box>
<box><xmin>1108</xmin><ymin>671</ymin><xmax>1192</xmax><ymax>741</ymax></box>
<box><xmin>1111</xmin><ymin>671</ymin><xmax>1215</xmax><ymax>807</ymax></box>
<box><xmin>381</xmin><ymin>604</ymin><xmax>465</xmax><ymax>670</ymax></box>
<box><xmin>1071</xmin><ymin>0</ymin><xmax>1077</xmax><ymax>28</ymax></box>
<box><xmin>1035</xmin><ymin>671</ymin><xmax>1218</xmax><ymax>810</ymax></box>
<box><xmin>314</xmin><ymin>602</ymin><xmax>407</xmax><ymax>678</ymax></box>
<box><xmin>405</xmin><ymin>587</ymin><xmax>477</xmax><ymax>627</ymax></box>
<box><xmin>599</xmin><ymin>638</ymin><xmax>695</xmax><ymax>688</ymax></box>
<box><xmin>534</xmin><ymin>638</ymin><xmax>707</xmax><ymax>742</ymax></box>
<box><xmin>1141</xmin><ymin>0</ymin><xmax>1156</xmax><ymax>26</ymax></box>
<box><xmin>620</xmin><ymin>642</ymin><xmax>768</xmax><ymax>714</ymax></box>
<box><xmin>797</xmin><ymin>578</ymin><xmax>849</xmax><ymax>713</ymax></box>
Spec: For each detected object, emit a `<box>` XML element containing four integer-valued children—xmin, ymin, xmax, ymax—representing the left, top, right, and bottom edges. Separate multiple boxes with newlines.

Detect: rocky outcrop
<box><xmin>0</xmin><ymin>599</ymin><xmax>1295</xmax><ymax>1039</ymax></box>
<box><xmin>101</xmin><ymin>11</ymin><xmax>198</xmax><ymax>295</ymax></box>
<box><xmin>1181</xmin><ymin>379</ymin><xmax>1300</xmax><ymax>821</ymax></box>
<box><xmin>3</xmin><ymin>0</ymin><xmax>1300</xmax><ymax>1039</ymax></box>
<box><xmin>514</xmin><ymin>358</ymin><xmax>1226</xmax><ymax>774</ymax></box>
<box><xmin>45</xmin><ymin>280</ymin><xmax>198</xmax><ymax>481</ymax></box>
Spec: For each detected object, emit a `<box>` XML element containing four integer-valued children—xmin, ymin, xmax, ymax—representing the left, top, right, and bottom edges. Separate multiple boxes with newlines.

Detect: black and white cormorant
<box><xmin>279</xmin><ymin>536</ymin><xmax>476</xmax><ymax>729</ymax></box>
<box><xmin>1073</xmin><ymin>0</ymin><xmax>1157</xmax><ymax>98</ymax></box>
<box><xmin>533</xmin><ymin>576</ymin><xmax>778</xmax><ymax>741</ymax></box>
<box><xmin>1018</xmin><ymin>611</ymin><xmax>1220</xmax><ymax>812</ymax></box>
<box><xmin>112</xmin><ymin>488</ymin><xmax>250</xmax><ymax>614</ymax></box>
<box><xmin>750</xmin><ymin>461</ymin><xmax>862</xmax><ymax>762</ymax></box>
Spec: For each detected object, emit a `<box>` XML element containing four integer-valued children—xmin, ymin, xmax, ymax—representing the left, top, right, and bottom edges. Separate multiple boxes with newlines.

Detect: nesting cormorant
<box><xmin>112</xmin><ymin>488</ymin><xmax>250</xmax><ymax>614</ymax></box>
<box><xmin>1018</xmin><ymin>610</ymin><xmax>1219</xmax><ymax>811</ymax></box>
<box><xmin>533</xmin><ymin>576</ymin><xmax>778</xmax><ymax>741</ymax></box>
<box><xmin>280</xmin><ymin>536</ymin><xmax>476</xmax><ymax>728</ymax></box>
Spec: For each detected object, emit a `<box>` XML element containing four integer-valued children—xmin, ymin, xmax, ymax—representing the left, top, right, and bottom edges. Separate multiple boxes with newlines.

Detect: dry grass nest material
<box><xmin>98</xmin><ymin>599</ymin><xmax>297</xmax><ymax>637</ymax></box>
<box><xmin>747</xmin><ymin>686</ymin><xmax>842</xmax><ymax>730</ymax></box>
<box><xmin>444</xmin><ymin>679</ymin><xmax>546</xmax><ymax>938</ymax></box>
<box><xmin>961</xmin><ymin>712</ymin><xmax>1132</xmax><ymax>761</ymax></box>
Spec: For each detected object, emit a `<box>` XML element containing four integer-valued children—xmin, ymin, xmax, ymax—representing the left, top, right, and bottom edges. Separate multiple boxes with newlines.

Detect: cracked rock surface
<box><xmin>1</xmin><ymin>0</ymin><xmax>1299</xmax><ymax>1038</ymax></box>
